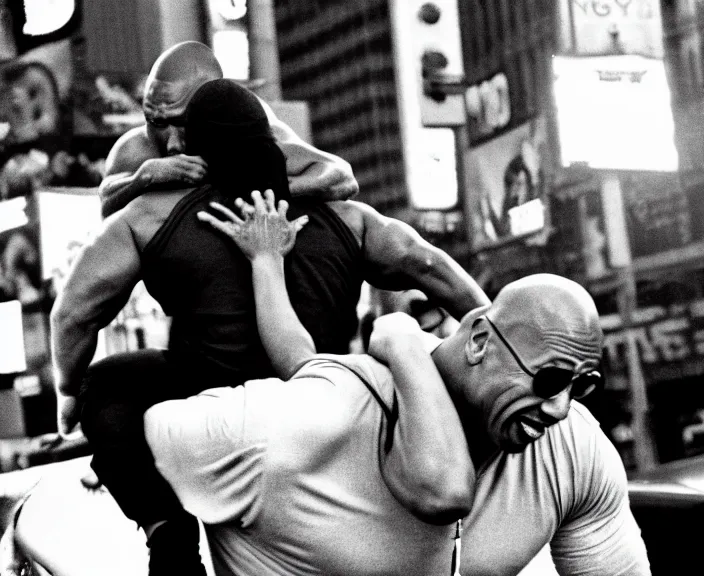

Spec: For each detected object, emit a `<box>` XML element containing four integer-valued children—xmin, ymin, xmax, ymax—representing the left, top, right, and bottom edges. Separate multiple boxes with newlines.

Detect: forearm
<box><xmin>99</xmin><ymin>172</ymin><xmax>150</xmax><ymax>218</ymax></box>
<box><xmin>251</xmin><ymin>256</ymin><xmax>315</xmax><ymax>378</ymax></box>
<box><xmin>267</xmin><ymin>113</ymin><xmax>358</xmax><ymax>201</ymax></box>
<box><xmin>50</xmin><ymin>308</ymin><xmax>100</xmax><ymax>397</ymax></box>
<box><xmin>381</xmin><ymin>336</ymin><xmax>474</xmax><ymax>524</ymax></box>
<box><xmin>410</xmin><ymin>246</ymin><xmax>490</xmax><ymax>319</ymax></box>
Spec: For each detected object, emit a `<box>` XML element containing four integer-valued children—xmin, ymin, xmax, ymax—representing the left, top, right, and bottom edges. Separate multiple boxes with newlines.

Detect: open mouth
<box><xmin>519</xmin><ymin>419</ymin><xmax>544</xmax><ymax>441</ymax></box>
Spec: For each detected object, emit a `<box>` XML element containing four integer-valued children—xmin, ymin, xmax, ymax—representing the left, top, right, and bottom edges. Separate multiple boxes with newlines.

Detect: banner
<box><xmin>0</xmin><ymin>0</ymin><xmax>145</xmax><ymax>201</ymax></box>
<box><xmin>465</xmin><ymin>116</ymin><xmax>549</xmax><ymax>249</ymax></box>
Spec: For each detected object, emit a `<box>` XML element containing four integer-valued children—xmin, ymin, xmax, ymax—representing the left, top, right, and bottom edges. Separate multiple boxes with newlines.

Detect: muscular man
<box><xmin>50</xmin><ymin>79</ymin><xmax>488</xmax><ymax>575</ymax></box>
<box><xmin>99</xmin><ymin>41</ymin><xmax>357</xmax><ymax>218</ymax></box>
<box><xmin>7</xmin><ymin>226</ymin><xmax>649</xmax><ymax>574</ymax></box>
<box><xmin>144</xmin><ymin>194</ymin><xmax>649</xmax><ymax>575</ymax></box>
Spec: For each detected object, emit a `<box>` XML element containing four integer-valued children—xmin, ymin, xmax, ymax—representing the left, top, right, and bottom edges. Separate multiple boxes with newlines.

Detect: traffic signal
<box><xmin>390</xmin><ymin>0</ymin><xmax>466</xmax><ymax>128</ymax></box>
<box><xmin>389</xmin><ymin>0</ymin><xmax>465</xmax><ymax>211</ymax></box>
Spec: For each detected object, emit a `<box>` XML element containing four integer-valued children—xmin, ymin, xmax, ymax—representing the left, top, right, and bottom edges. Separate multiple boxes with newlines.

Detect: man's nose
<box><xmin>540</xmin><ymin>386</ymin><xmax>572</xmax><ymax>422</ymax></box>
<box><xmin>166</xmin><ymin>126</ymin><xmax>185</xmax><ymax>155</ymax></box>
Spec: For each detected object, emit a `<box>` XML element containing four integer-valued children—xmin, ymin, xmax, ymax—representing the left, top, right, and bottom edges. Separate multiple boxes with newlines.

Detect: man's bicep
<box><xmin>359</xmin><ymin>205</ymin><xmax>489</xmax><ymax>313</ymax></box>
<box><xmin>52</xmin><ymin>218</ymin><xmax>141</xmax><ymax>330</ymax></box>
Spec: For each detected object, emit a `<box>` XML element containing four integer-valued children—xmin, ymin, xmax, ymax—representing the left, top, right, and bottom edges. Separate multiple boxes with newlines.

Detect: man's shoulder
<box><xmin>105</xmin><ymin>125</ymin><xmax>157</xmax><ymax>171</ymax></box>
<box><xmin>294</xmin><ymin>354</ymin><xmax>394</xmax><ymax>407</ymax></box>
<box><xmin>540</xmin><ymin>402</ymin><xmax>624</xmax><ymax>480</ymax></box>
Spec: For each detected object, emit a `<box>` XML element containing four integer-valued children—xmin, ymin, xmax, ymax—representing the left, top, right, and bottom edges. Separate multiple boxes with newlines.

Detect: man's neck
<box><xmin>432</xmin><ymin>348</ymin><xmax>498</xmax><ymax>471</ymax></box>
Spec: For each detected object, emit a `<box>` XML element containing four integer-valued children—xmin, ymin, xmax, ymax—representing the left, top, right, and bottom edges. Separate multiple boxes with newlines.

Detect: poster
<box><xmin>465</xmin><ymin>116</ymin><xmax>549</xmax><ymax>249</ymax></box>
<box><xmin>0</xmin><ymin>0</ymin><xmax>144</xmax><ymax>201</ymax></box>
<box><xmin>0</xmin><ymin>195</ymin><xmax>41</xmax><ymax>306</ymax></box>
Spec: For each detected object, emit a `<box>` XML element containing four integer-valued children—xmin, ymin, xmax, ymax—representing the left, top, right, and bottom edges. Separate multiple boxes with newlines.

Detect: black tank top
<box><xmin>141</xmin><ymin>185</ymin><xmax>363</xmax><ymax>392</ymax></box>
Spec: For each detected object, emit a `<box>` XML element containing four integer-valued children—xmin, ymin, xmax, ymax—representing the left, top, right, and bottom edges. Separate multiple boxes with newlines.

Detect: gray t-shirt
<box><xmin>145</xmin><ymin>354</ymin><xmax>456</xmax><ymax>576</ymax></box>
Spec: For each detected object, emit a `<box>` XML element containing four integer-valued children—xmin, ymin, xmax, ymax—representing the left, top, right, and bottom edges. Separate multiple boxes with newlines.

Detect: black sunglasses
<box><xmin>484</xmin><ymin>317</ymin><xmax>602</xmax><ymax>400</ymax></box>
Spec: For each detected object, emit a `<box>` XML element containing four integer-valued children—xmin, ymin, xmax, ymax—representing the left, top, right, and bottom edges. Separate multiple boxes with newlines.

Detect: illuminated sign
<box><xmin>205</xmin><ymin>0</ymin><xmax>250</xmax><ymax>81</ymax></box>
<box><xmin>553</xmin><ymin>54</ymin><xmax>678</xmax><ymax>172</ymax></box>
<box><xmin>214</xmin><ymin>0</ymin><xmax>247</xmax><ymax>21</ymax></box>
<box><xmin>0</xmin><ymin>197</ymin><xmax>28</xmax><ymax>234</ymax></box>
<box><xmin>22</xmin><ymin>0</ymin><xmax>76</xmax><ymax>36</ymax></box>
<box><xmin>557</xmin><ymin>0</ymin><xmax>664</xmax><ymax>57</ymax></box>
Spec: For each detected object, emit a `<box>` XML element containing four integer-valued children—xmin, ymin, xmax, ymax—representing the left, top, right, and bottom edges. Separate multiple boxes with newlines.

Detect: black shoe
<box><xmin>147</xmin><ymin>514</ymin><xmax>207</xmax><ymax>576</ymax></box>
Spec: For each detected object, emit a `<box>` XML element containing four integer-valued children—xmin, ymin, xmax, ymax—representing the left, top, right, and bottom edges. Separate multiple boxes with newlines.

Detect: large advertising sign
<box><xmin>553</xmin><ymin>54</ymin><xmax>678</xmax><ymax>172</ymax></box>
<box><xmin>0</xmin><ymin>0</ymin><xmax>146</xmax><ymax>201</ymax></box>
<box><xmin>465</xmin><ymin>116</ymin><xmax>549</xmax><ymax>249</ymax></box>
<box><xmin>557</xmin><ymin>0</ymin><xmax>664</xmax><ymax>58</ymax></box>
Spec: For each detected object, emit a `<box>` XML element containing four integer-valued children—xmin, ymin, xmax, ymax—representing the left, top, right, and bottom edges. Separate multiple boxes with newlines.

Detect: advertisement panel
<box><xmin>465</xmin><ymin>116</ymin><xmax>549</xmax><ymax>249</ymax></box>
<box><xmin>557</xmin><ymin>0</ymin><xmax>664</xmax><ymax>57</ymax></box>
<box><xmin>553</xmin><ymin>54</ymin><xmax>678</xmax><ymax>172</ymax></box>
<box><xmin>0</xmin><ymin>0</ymin><xmax>144</xmax><ymax>202</ymax></box>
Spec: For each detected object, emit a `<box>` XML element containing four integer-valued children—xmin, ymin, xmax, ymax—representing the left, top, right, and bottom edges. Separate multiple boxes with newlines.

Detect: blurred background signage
<box><xmin>553</xmin><ymin>54</ymin><xmax>678</xmax><ymax>172</ymax></box>
<box><xmin>204</xmin><ymin>0</ymin><xmax>249</xmax><ymax>81</ymax></box>
<box><xmin>557</xmin><ymin>0</ymin><xmax>664</xmax><ymax>58</ymax></box>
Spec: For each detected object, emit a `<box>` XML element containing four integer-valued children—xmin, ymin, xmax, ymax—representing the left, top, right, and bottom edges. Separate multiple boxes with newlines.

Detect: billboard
<box><xmin>553</xmin><ymin>54</ymin><xmax>678</xmax><ymax>172</ymax></box>
<box><xmin>557</xmin><ymin>0</ymin><xmax>664</xmax><ymax>58</ymax></box>
<box><xmin>465</xmin><ymin>116</ymin><xmax>549</xmax><ymax>249</ymax></box>
<box><xmin>0</xmin><ymin>0</ymin><xmax>147</xmax><ymax>201</ymax></box>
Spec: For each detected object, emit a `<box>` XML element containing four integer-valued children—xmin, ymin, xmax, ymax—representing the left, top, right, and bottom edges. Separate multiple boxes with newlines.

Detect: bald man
<box><xmin>7</xmin><ymin>267</ymin><xmax>649</xmax><ymax>575</ymax></box>
<box><xmin>99</xmin><ymin>41</ymin><xmax>357</xmax><ymax>218</ymax></box>
<box><xmin>51</xmin><ymin>79</ymin><xmax>489</xmax><ymax>576</ymax></box>
<box><xmin>147</xmin><ymin>188</ymin><xmax>649</xmax><ymax>576</ymax></box>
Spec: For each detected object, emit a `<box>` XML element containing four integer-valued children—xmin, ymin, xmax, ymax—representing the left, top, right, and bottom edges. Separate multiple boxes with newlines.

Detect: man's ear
<box><xmin>465</xmin><ymin>317</ymin><xmax>490</xmax><ymax>366</ymax></box>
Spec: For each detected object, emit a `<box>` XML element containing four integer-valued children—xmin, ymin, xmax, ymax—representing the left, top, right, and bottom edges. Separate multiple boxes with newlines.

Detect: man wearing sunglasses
<box><xmin>141</xmin><ymin>196</ymin><xmax>649</xmax><ymax>576</ymax></box>
<box><xmin>432</xmin><ymin>275</ymin><xmax>650</xmax><ymax>575</ymax></box>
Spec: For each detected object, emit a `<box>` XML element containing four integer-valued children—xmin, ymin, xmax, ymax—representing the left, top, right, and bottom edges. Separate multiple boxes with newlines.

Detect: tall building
<box><xmin>273</xmin><ymin>0</ymin><xmax>560</xmax><ymax>263</ymax></box>
<box><xmin>274</xmin><ymin>0</ymin><xmax>405</xmax><ymax>212</ymax></box>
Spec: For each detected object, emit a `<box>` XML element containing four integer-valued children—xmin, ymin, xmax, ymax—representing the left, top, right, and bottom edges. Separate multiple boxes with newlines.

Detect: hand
<box><xmin>368</xmin><ymin>312</ymin><xmax>425</xmax><ymax>364</ymax></box>
<box><xmin>57</xmin><ymin>394</ymin><xmax>81</xmax><ymax>438</ymax></box>
<box><xmin>138</xmin><ymin>154</ymin><xmax>207</xmax><ymax>185</ymax></box>
<box><xmin>197</xmin><ymin>189</ymin><xmax>308</xmax><ymax>261</ymax></box>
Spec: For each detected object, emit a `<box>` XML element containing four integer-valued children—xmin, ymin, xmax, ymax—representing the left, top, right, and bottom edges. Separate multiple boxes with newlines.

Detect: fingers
<box><xmin>208</xmin><ymin>201</ymin><xmax>244</xmax><ymax>225</ymax></box>
<box><xmin>277</xmin><ymin>199</ymin><xmax>290</xmax><ymax>219</ymax></box>
<box><xmin>197</xmin><ymin>211</ymin><xmax>240</xmax><ymax>237</ymax></box>
<box><xmin>263</xmin><ymin>189</ymin><xmax>277</xmax><ymax>214</ymax></box>
<box><xmin>234</xmin><ymin>197</ymin><xmax>255</xmax><ymax>219</ymax></box>
<box><xmin>250</xmin><ymin>190</ymin><xmax>268</xmax><ymax>214</ymax></box>
<box><xmin>292</xmin><ymin>215</ymin><xmax>309</xmax><ymax>232</ymax></box>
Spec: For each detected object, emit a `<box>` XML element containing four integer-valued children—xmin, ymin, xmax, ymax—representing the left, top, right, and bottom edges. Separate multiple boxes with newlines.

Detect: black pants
<box><xmin>79</xmin><ymin>349</ymin><xmax>208</xmax><ymax>527</ymax></box>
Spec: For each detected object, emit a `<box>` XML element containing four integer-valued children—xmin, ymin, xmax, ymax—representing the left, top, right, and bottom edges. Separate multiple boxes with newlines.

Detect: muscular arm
<box><xmin>99</xmin><ymin>128</ymin><xmax>206</xmax><ymax>218</ymax></box>
<box><xmin>50</xmin><ymin>214</ymin><xmax>142</xmax><ymax>398</ymax></box>
<box><xmin>98</xmin><ymin>128</ymin><xmax>157</xmax><ymax>218</ymax></box>
<box><xmin>259</xmin><ymin>98</ymin><xmax>359</xmax><ymax>201</ymax></box>
<box><xmin>370</xmin><ymin>315</ymin><xmax>474</xmax><ymax>524</ymax></box>
<box><xmin>331</xmin><ymin>200</ymin><xmax>490</xmax><ymax>318</ymax></box>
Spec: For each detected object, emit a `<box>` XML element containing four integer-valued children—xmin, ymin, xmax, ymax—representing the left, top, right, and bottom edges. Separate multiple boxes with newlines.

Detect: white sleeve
<box><xmin>551</xmin><ymin>407</ymin><xmax>651</xmax><ymax>576</ymax></box>
<box><xmin>144</xmin><ymin>386</ymin><xmax>266</xmax><ymax>526</ymax></box>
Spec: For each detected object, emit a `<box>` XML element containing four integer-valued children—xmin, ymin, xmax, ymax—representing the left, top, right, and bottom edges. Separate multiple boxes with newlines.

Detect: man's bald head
<box><xmin>147</xmin><ymin>41</ymin><xmax>223</xmax><ymax>85</ymax></box>
<box><xmin>143</xmin><ymin>42</ymin><xmax>224</xmax><ymax>130</ymax></box>
<box><xmin>488</xmin><ymin>274</ymin><xmax>603</xmax><ymax>369</ymax></box>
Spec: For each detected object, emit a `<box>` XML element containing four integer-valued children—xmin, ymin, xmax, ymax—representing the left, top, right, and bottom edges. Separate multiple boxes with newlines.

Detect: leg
<box><xmin>79</xmin><ymin>350</ymin><xmax>205</xmax><ymax>576</ymax></box>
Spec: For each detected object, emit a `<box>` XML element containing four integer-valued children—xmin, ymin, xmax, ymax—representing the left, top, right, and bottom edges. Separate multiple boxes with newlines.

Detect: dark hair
<box><xmin>184</xmin><ymin>79</ymin><xmax>290</xmax><ymax>201</ymax></box>
<box><xmin>503</xmin><ymin>155</ymin><xmax>532</xmax><ymax>191</ymax></box>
